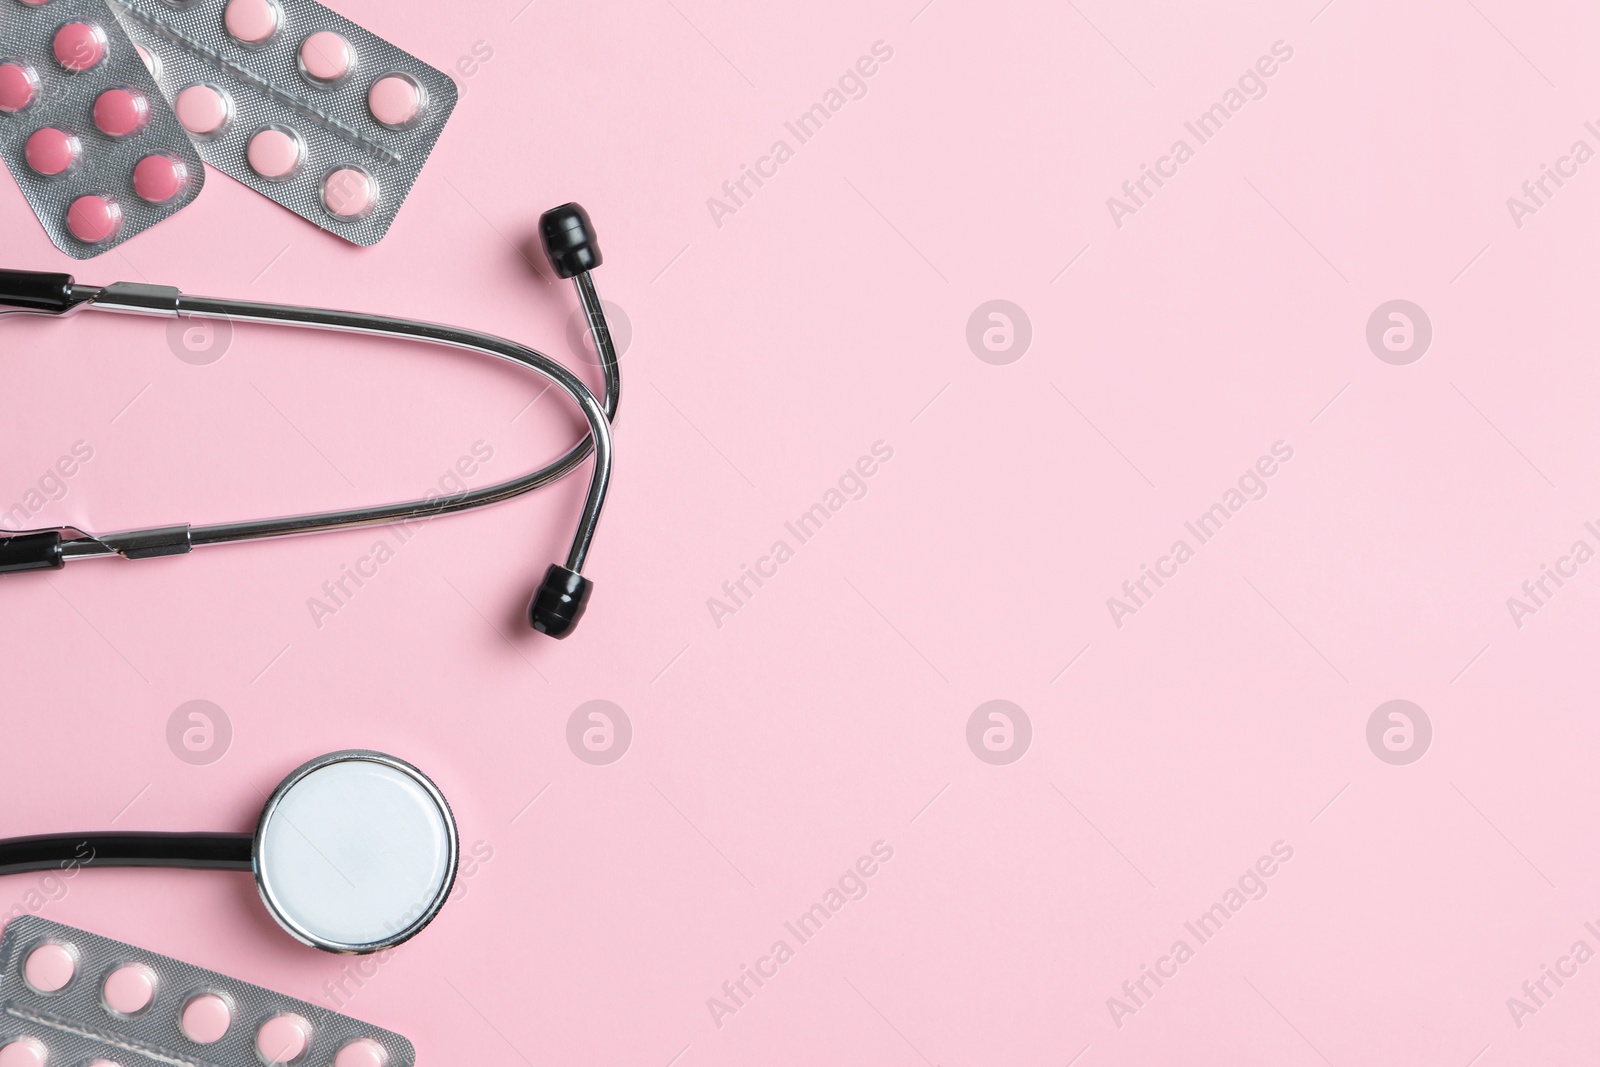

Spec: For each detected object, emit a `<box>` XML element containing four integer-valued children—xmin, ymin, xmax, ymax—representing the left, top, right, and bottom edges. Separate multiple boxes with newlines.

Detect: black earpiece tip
<box><xmin>0</xmin><ymin>530</ymin><xmax>64</xmax><ymax>573</ymax></box>
<box><xmin>0</xmin><ymin>270</ymin><xmax>76</xmax><ymax>313</ymax></box>
<box><xmin>529</xmin><ymin>564</ymin><xmax>592</xmax><ymax>638</ymax></box>
<box><xmin>540</xmin><ymin>203</ymin><xmax>601</xmax><ymax>278</ymax></box>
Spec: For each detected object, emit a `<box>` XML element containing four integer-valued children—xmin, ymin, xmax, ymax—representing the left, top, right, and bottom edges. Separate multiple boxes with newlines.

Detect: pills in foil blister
<box><xmin>109</xmin><ymin>0</ymin><xmax>457</xmax><ymax>245</ymax></box>
<box><xmin>0</xmin><ymin>0</ymin><xmax>205</xmax><ymax>258</ymax></box>
<box><xmin>0</xmin><ymin>917</ymin><xmax>414</xmax><ymax>1067</ymax></box>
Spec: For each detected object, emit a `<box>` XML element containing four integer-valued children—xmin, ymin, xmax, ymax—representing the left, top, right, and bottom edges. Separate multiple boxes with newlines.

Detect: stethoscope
<box><xmin>0</xmin><ymin>203</ymin><xmax>618</xmax><ymax>638</ymax></box>
<box><xmin>0</xmin><ymin>750</ymin><xmax>458</xmax><ymax>955</ymax></box>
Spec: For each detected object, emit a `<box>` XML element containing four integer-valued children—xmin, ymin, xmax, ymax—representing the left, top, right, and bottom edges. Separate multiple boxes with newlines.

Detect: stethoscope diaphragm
<box><xmin>253</xmin><ymin>750</ymin><xmax>458</xmax><ymax>954</ymax></box>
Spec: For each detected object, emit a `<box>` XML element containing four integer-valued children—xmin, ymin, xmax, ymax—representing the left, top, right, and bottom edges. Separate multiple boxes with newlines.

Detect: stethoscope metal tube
<box><xmin>0</xmin><ymin>203</ymin><xmax>619</xmax><ymax>637</ymax></box>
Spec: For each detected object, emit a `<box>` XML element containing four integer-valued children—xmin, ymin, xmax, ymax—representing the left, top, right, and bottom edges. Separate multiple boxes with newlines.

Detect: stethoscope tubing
<box><xmin>0</xmin><ymin>831</ymin><xmax>253</xmax><ymax>875</ymax></box>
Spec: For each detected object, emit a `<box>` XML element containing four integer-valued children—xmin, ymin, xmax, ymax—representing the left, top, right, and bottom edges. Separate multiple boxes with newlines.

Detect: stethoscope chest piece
<box><xmin>253</xmin><ymin>751</ymin><xmax>458</xmax><ymax>954</ymax></box>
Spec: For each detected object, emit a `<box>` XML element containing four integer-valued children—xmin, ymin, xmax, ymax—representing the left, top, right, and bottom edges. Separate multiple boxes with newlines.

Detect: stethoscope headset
<box><xmin>0</xmin><ymin>750</ymin><xmax>458</xmax><ymax>955</ymax></box>
<box><xmin>0</xmin><ymin>203</ymin><xmax>618</xmax><ymax>638</ymax></box>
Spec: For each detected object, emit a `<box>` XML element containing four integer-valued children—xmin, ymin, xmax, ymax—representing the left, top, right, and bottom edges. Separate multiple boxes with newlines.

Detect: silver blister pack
<box><xmin>0</xmin><ymin>0</ymin><xmax>204</xmax><ymax>258</ymax></box>
<box><xmin>0</xmin><ymin>917</ymin><xmax>415</xmax><ymax>1067</ymax></box>
<box><xmin>109</xmin><ymin>0</ymin><xmax>456</xmax><ymax>245</ymax></box>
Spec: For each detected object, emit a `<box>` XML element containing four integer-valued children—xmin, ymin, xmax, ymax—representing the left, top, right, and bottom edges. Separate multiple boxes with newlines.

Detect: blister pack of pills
<box><xmin>0</xmin><ymin>0</ymin><xmax>205</xmax><ymax>258</ymax></box>
<box><xmin>0</xmin><ymin>917</ymin><xmax>414</xmax><ymax>1067</ymax></box>
<box><xmin>109</xmin><ymin>0</ymin><xmax>457</xmax><ymax>245</ymax></box>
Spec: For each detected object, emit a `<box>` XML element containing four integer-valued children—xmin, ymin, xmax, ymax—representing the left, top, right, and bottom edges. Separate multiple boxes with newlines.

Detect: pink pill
<box><xmin>300</xmin><ymin>31</ymin><xmax>352</xmax><ymax>82</ymax></box>
<box><xmin>175</xmin><ymin>84</ymin><xmax>230</xmax><ymax>136</ymax></box>
<box><xmin>24</xmin><ymin>943</ymin><xmax>75</xmax><ymax>992</ymax></box>
<box><xmin>256</xmin><ymin>1014</ymin><xmax>310</xmax><ymax>1065</ymax></box>
<box><xmin>133</xmin><ymin>154</ymin><xmax>190</xmax><ymax>204</ymax></box>
<box><xmin>323</xmin><ymin>166</ymin><xmax>375</xmax><ymax>219</ymax></box>
<box><xmin>0</xmin><ymin>1039</ymin><xmax>46</xmax><ymax>1067</ymax></box>
<box><xmin>334</xmin><ymin>1039</ymin><xmax>386</xmax><ymax>1067</ymax></box>
<box><xmin>25</xmin><ymin>127</ymin><xmax>80</xmax><ymax>175</ymax></box>
<box><xmin>103</xmin><ymin>963</ymin><xmax>157</xmax><ymax>1015</ymax></box>
<box><xmin>54</xmin><ymin>22</ymin><xmax>107</xmax><ymax>72</ymax></box>
<box><xmin>94</xmin><ymin>87</ymin><xmax>150</xmax><ymax>138</ymax></box>
<box><xmin>247</xmin><ymin>127</ymin><xmax>303</xmax><ymax>180</ymax></box>
<box><xmin>225</xmin><ymin>0</ymin><xmax>280</xmax><ymax>45</ymax></box>
<box><xmin>135</xmin><ymin>44</ymin><xmax>161</xmax><ymax>78</ymax></box>
<box><xmin>181</xmin><ymin>994</ymin><xmax>232</xmax><ymax>1044</ymax></box>
<box><xmin>0</xmin><ymin>61</ymin><xmax>39</xmax><ymax>113</ymax></box>
<box><xmin>16</xmin><ymin>0</ymin><xmax>53</xmax><ymax>6</ymax></box>
<box><xmin>67</xmin><ymin>194</ymin><xmax>122</xmax><ymax>245</ymax></box>
<box><xmin>367</xmin><ymin>74</ymin><xmax>422</xmax><ymax>127</ymax></box>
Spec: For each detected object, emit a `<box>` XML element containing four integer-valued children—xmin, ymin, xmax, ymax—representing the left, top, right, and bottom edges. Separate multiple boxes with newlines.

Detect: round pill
<box><xmin>0</xmin><ymin>1038</ymin><xmax>46</xmax><ymax>1067</ymax></box>
<box><xmin>67</xmin><ymin>195</ymin><xmax>122</xmax><ymax>245</ymax></box>
<box><xmin>323</xmin><ymin>166</ymin><xmax>375</xmax><ymax>219</ymax></box>
<box><xmin>133</xmin><ymin>153</ymin><xmax>190</xmax><ymax>203</ymax></box>
<box><xmin>103</xmin><ymin>963</ymin><xmax>157</xmax><ymax>1014</ymax></box>
<box><xmin>94</xmin><ymin>87</ymin><xmax>150</xmax><ymax>138</ymax></box>
<box><xmin>333</xmin><ymin>1039</ymin><xmax>386</xmax><ymax>1067</ymax></box>
<box><xmin>134</xmin><ymin>43</ymin><xmax>160</xmax><ymax>78</ymax></box>
<box><xmin>299</xmin><ymin>31</ymin><xmax>351</xmax><ymax>82</ymax></box>
<box><xmin>367</xmin><ymin>74</ymin><xmax>421</xmax><ymax>127</ymax></box>
<box><xmin>0</xmin><ymin>61</ymin><xmax>39</xmax><ymax>113</ymax></box>
<box><xmin>24</xmin><ymin>943</ymin><xmax>75</xmax><ymax>992</ymax></box>
<box><xmin>16</xmin><ymin>0</ymin><xmax>54</xmax><ymax>6</ymax></box>
<box><xmin>53</xmin><ymin>22</ymin><xmax>107</xmax><ymax>72</ymax></box>
<box><xmin>224</xmin><ymin>0</ymin><xmax>280</xmax><ymax>45</ymax></box>
<box><xmin>175</xmin><ymin>84</ymin><xmax>230</xmax><ymax>136</ymax></box>
<box><xmin>181</xmin><ymin>994</ymin><xmax>231</xmax><ymax>1044</ymax></box>
<box><xmin>87</xmin><ymin>1060</ymin><xmax>117</xmax><ymax>1067</ymax></box>
<box><xmin>25</xmin><ymin>127</ymin><xmax>79</xmax><ymax>175</ymax></box>
<box><xmin>247</xmin><ymin>127</ymin><xmax>302</xmax><ymax>180</ymax></box>
<box><xmin>256</xmin><ymin>1014</ymin><xmax>310</xmax><ymax>1065</ymax></box>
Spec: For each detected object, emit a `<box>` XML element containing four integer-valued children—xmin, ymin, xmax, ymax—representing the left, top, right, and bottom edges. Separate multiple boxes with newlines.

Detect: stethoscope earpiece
<box><xmin>539</xmin><ymin>202</ymin><xmax>601</xmax><ymax>278</ymax></box>
<box><xmin>529</xmin><ymin>564</ymin><xmax>592</xmax><ymax>637</ymax></box>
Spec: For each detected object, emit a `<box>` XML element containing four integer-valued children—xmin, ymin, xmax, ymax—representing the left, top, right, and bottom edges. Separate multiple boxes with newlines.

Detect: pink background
<box><xmin>4</xmin><ymin>0</ymin><xmax>1600</xmax><ymax>1062</ymax></box>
